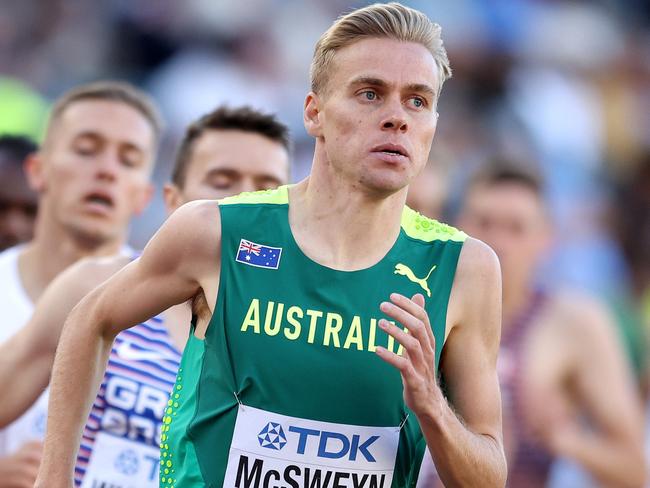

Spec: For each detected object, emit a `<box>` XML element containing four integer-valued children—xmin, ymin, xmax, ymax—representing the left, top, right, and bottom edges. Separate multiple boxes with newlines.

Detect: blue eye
<box><xmin>410</xmin><ymin>97</ymin><xmax>425</xmax><ymax>108</ymax></box>
<box><xmin>363</xmin><ymin>91</ymin><xmax>376</xmax><ymax>100</ymax></box>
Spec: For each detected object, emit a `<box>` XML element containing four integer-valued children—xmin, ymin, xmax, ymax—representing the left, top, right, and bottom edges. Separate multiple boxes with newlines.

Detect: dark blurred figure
<box><xmin>0</xmin><ymin>135</ymin><xmax>38</xmax><ymax>251</ymax></box>
<box><xmin>456</xmin><ymin>161</ymin><xmax>646</xmax><ymax>487</ymax></box>
<box><xmin>610</xmin><ymin>154</ymin><xmax>650</xmax><ymax>482</ymax></box>
<box><xmin>419</xmin><ymin>160</ymin><xmax>647</xmax><ymax>487</ymax></box>
<box><xmin>613</xmin><ymin>154</ymin><xmax>650</xmax><ymax>322</ymax></box>
<box><xmin>419</xmin><ymin>161</ymin><xmax>645</xmax><ymax>488</ymax></box>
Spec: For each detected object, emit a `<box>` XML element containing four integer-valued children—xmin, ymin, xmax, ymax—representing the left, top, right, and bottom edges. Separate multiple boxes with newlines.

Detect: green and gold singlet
<box><xmin>160</xmin><ymin>186</ymin><xmax>467</xmax><ymax>487</ymax></box>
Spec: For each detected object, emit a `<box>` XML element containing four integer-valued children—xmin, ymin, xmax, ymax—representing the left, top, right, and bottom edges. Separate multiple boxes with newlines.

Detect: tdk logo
<box><xmin>258</xmin><ymin>422</ymin><xmax>287</xmax><ymax>450</ymax></box>
<box><xmin>289</xmin><ymin>427</ymin><xmax>379</xmax><ymax>462</ymax></box>
<box><xmin>258</xmin><ymin>422</ymin><xmax>379</xmax><ymax>462</ymax></box>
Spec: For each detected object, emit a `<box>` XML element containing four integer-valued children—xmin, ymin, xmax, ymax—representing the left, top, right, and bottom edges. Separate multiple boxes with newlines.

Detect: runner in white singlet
<box><xmin>0</xmin><ymin>106</ymin><xmax>290</xmax><ymax>487</ymax></box>
<box><xmin>0</xmin><ymin>81</ymin><xmax>161</xmax><ymax>488</ymax></box>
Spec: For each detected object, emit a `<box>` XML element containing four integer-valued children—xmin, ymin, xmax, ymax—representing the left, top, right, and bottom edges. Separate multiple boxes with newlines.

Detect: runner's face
<box><xmin>0</xmin><ymin>159</ymin><xmax>38</xmax><ymax>250</ymax></box>
<box><xmin>308</xmin><ymin>38</ymin><xmax>439</xmax><ymax>195</ymax></box>
<box><xmin>171</xmin><ymin>129</ymin><xmax>289</xmax><ymax>207</ymax></box>
<box><xmin>458</xmin><ymin>182</ymin><xmax>550</xmax><ymax>289</ymax></box>
<box><xmin>35</xmin><ymin>100</ymin><xmax>155</xmax><ymax>244</ymax></box>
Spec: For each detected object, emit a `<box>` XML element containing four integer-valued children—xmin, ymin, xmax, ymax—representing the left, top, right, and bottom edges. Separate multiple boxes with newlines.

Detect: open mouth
<box><xmin>84</xmin><ymin>192</ymin><xmax>114</xmax><ymax>208</ymax></box>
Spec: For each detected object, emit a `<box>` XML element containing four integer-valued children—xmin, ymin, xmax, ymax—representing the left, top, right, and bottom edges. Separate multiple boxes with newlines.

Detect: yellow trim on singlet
<box><xmin>219</xmin><ymin>187</ymin><xmax>467</xmax><ymax>243</ymax></box>
<box><xmin>218</xmin><ymin>185</ymin><xmax>289</xmax><ymax>206</ymax></box>
<box><xmin>400</xmin><ymin>206</ymin><xmax>467</xmax><ymax>243</ymax></box>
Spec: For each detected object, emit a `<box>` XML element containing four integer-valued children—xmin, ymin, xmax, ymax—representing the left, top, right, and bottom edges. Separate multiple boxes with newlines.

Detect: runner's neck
<box><xmin>288</xmin><ymin>178</ymin><xmax>406</xmax><ymax>271</ymax></box>
<box><xmin>18</xmin><ymin>220</ymin><xmax>126</xmax><ymax>303</ymax></box>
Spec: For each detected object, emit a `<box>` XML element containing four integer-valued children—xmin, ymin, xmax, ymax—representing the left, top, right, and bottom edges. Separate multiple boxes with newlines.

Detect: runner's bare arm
<box><xmin>0</xmin><ymin>257</ymin><xmax>127</xmax><ymax>427</ymax></box>
<box><xmin>377</xmin><ymin>237</ymin><xmax>506</xmax><ymax>487</ymax></box>
<box><xmin>526</xmin><ymin>296</ymin><xmax>646</xmax><ymax>487</ymax></box>
<box><xmin>567</xmin><ymin>301</ymin><xmax>645</xmax><ymax>487</ymax></box>
<box><xmin>34</xmin><ymin>200</ymin><xmax>221</xmax><ymax>488</ymax></box>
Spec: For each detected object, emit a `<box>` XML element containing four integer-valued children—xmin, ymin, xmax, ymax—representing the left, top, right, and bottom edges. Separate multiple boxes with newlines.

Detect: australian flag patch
<box><xmin>236</xmin><ymin>239</ymin><xmax>282</xmax><ymax>269</ymax></box>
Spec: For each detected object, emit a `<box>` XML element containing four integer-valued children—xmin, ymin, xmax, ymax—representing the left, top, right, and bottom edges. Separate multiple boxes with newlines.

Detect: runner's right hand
<box><xmin>0</xmin><ymin>441</ymin><xmax>43</xmax><ymax>488</ymax></box>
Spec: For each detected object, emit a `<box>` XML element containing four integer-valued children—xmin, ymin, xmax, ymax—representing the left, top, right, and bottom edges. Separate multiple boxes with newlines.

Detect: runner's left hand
<box><xmin>375</xmin><ymin>293</ymin><xmax>444</xmax><ymax>419</ymax></box>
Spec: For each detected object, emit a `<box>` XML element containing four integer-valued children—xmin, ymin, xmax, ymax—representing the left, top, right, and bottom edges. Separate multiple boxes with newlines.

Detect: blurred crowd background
<box><xmin>1</xmin><ymin>0</ymin><xmax>649</xmax><ymax>484</ymax></box>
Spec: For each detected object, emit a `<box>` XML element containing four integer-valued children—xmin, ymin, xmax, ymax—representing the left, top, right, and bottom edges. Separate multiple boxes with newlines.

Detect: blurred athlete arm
<box><xmin>0</xmin><ymin>257</ymin><xmax>126</xmax><ymax>427</ymax></box>
<box><xmin>377</xmin><ymin>237</ymin><xmax>506</xmax><ymax>487</ymax></box>
<box><xmin>0</xmin><ymin>442</ymin><xmax>43</xmax><ymax>488</ymax></box>
<box><xmin>526</xmin><ymin>296</ymin><xmax>646</xmax><ymax>488</ymax></box>
<box><xmin>34</xmin><ymin>200</ymin><xmax>221</xmax><ymax>488</ymax></box>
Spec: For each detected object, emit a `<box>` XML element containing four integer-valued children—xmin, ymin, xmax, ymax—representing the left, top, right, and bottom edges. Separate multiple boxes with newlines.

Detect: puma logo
<box><xmin>394</xmin><ymin>263</ymin><xmax>437</xmax><ymax>297</ymax></box>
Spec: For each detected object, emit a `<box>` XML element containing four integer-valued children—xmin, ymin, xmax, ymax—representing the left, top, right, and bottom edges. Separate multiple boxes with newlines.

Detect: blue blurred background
<box><xmin>1</xmin><ymin>0</ymin><xmax>648</xmax><ymax>342</ymax></box>
<box><xmin>2</xmin><ymin>2</ymin><xmax>650</xmax><ymax>486</ymax></box>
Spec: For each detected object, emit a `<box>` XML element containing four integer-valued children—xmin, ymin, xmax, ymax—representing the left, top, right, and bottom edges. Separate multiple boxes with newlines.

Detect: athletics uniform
<box><xmin>0</xmin><ymin>246</ymin><xmax>183</xmax><ymax>486</ymax></box>
<box><xmin>75</xmin><ymin>304</ymin><xmax>182</xmax><ymax>486</ymax></box>
<box><xmin>161</xmin><ymin>187</ymin><xmax>467</xmax><ymax>487</ymax></box>
<box><xmin>0</xmin><ymin>245</ymin><xmax>48</xmax><ymax>456</ymax></box>
<box><xmin>497</xmin><ymin>290</ymin><xmax>552</xmax><ymax>487</ymax></box>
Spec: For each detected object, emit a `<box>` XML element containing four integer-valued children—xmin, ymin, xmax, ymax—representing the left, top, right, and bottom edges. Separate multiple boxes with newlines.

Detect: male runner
<box><xmin>0</xmin><ymin>135</ymin><xmax>38</xmax><ymax>251</ymax></box>
<box><xmin>0</xmin><ymin>106</ymin><xmax>290</xmax><ymax>487</ymax></box>
<box><xmin>456</xmin><ymin>162</ymin><xmax>644</xmax><ymax>486</ymax></box>
<box><xmin>0</xmin><ymin>81</ymin><xmax>161</xmax><ymax>487</ymax></box>
<box><xmin>38</xmin><ymin>4</ymin><xmax>507</xmax><ymax>487</ymax></box>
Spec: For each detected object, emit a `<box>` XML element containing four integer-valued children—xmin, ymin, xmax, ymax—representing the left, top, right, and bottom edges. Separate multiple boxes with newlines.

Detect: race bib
<box><xmin>80</xmin><ymin>432</ymin><xmax>160</xmax><ymax>488</ymax></box>
<box><xmin>223</xmin><ymin>405</ymin><xmax>400</xmax><ymax>488</ymax></box>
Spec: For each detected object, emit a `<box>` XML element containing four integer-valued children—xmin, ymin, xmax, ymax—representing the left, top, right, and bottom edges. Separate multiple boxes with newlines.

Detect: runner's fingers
<box><xmin>389</xmin><ymin>293</ymin><xmax>430</xmax><ymax>325</ymax></box>
<box><xmin>381</xmin><ymin>299</ymin><xmax>435</xmax><ymax>359</ymax></box>
<box><xmin>389</xmin><ymin>293</ymin><xmax>435</xmax><ymax>349</ymax></box>
<box><xmin>375</xmin><ymin>346</ymin><xmax>414</xmax><ymax>376</ymax></box>
<box><xmin>378</xmin><ymin>319</ymin><xmax>427</xmax><ymax>369</ymax></box>
<box><xmin>16</xmin><ymin>441</ymin><xmax>42</xmax><ymax>465</ymax></box>
<box><xmin>376</xmin><ymin>347</ymin><xmax>425</xmax><ymax>394</ymax></box>
<box><xmin>380</xmin><ymin>301</ymin><xmax>429</xmax><ymax>345</ymax></box>
<box><xmin>380</xmin><ymin>314</ymin><xmax>432</xmax><ymax>368</ymax></box>
<box><xmin>17</xmin><ymin>473</ymin><xmax>38</xmax><ymax>488</ymax></box>
<box><xmin>411</xmin><ymin>294</ymin><xmax>436</xmax><ymax>349</ymax></box>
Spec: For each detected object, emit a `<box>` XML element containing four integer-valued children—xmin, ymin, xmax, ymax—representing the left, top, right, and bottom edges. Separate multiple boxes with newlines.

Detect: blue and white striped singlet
<box><xmin>74</xmin><ymin>314</ymin><xmax>182</xmax><ymax>487</ymax></box>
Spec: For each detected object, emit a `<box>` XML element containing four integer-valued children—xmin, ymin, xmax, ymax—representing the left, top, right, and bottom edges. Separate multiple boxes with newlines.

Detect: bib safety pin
<box><xmin>233</xmin><ymin>391</ymin><xmax>245</xmax><ymax>410</ymax></box>
<box><xmin>397</xmin><ymin>413</ymin><xmax>410</xmax><ymax>431</ymax></box>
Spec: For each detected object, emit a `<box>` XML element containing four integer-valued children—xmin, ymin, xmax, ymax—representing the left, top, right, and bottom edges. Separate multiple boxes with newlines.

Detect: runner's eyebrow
<box><xmin>403</xmin><ymin>83</ymin><xmax>436</xmax><ymax>99</ymax></box>
<box><xmin>349</xmin><ymin>76</ymin><xmax>388</xmax><ymax>89</ymax></box>
<box><xmin>349</xmin><ymin>77</ymin><xmax>436</xmax><ymax>99</ymax></box>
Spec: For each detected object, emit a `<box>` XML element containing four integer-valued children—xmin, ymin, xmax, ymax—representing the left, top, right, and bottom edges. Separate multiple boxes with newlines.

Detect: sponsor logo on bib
<box><xmin>80</xmin><ymin>432</ymin><xmax>160</xmax><ymax>488</ymax></box>
<box><xmin>114</xmin><ymin>449</ymin><xmax>140</xmax><ymax>475</ymax></box>
<box><xmin>223</xmin><ymin>405</ymin><xmax>400</xmax><ymax>488</ymax></box>
<box><xmin>258</xmin><ymin>422</ymin><xmax>287</xmax><ymax>450</ymax></box>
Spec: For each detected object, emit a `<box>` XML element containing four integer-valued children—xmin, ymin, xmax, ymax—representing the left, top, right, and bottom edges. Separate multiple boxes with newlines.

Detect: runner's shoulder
<box><xmin>159</xmin><ymin>199</ymin><xmax>221</xmax><ymax>244</ymax></box>
<box><xmin>455</xmin><ymin>237</ymin><xmax>500</xmax><ymax>285</ymax></box>
<box><xmin>152</xmin><ymin>199</ymin><xmax>222</xmax><ymax>266</ymax></box>
<box><xmin>546</xmin><ymin>289</ymin><xmax>616</xmax><ymax>339</ymax></box>
<box><xmin>57</xmin><ymin>255</ymin><xmax>131</xmax><ymax>296</ymax></box>
<box><xmin>447</xmin><ymin>237</ymin><xmax>501</xmax><ymax>333</ymax></box>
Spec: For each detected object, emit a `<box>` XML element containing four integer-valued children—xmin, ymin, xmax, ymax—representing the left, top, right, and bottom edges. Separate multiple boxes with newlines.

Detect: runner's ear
<box><xmin>303</xmin><ymin>92</ymin><xmax>323</xmax><ymax>138</ymax></box>
<box><xmin>163</xmin><ymin>183</ymin><xmax>184</xmax><ymax>215</ymax></box>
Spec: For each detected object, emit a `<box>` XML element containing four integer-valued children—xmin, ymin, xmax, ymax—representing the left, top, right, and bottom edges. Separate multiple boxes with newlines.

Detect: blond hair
<box><xmin>47</xmin><ymin>80</ymin><xmax>163</xmax><ymax>144</ymax></box>
<box><xmin>311</xmin><ymin>2</ymin><xmax>452</xmax><ymax>96</ymax></box>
